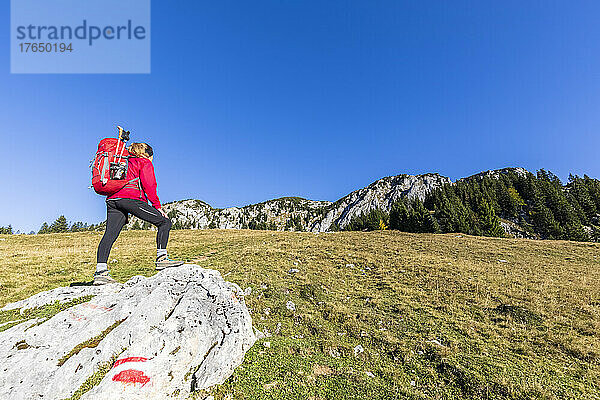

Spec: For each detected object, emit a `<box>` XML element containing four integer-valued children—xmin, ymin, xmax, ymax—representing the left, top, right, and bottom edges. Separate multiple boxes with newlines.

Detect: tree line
<box><xmin>342</xmin><ymin>169</ymin><xmax>600</xmax><ymax>242</ymax></box>
<box><xmin>1</xmin><ymin>216</ymin><xmax>99</xmax><ymax>235</ymax></box>
<box><xmin>4</xmin><ymin>169</ymin><xmax>599</xmax><ymax>242</ymax></box>
<box><xmin>38</xmin><ymin>216</ymin><xmax>99</xmax><ymax>234</ymax></box>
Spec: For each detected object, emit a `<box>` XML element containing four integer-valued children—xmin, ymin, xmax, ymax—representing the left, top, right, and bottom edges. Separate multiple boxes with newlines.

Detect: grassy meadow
<box><xmin>0</xmin><ymin>230</ymin><xmax>599</xmax><ymax>399</ymax></box>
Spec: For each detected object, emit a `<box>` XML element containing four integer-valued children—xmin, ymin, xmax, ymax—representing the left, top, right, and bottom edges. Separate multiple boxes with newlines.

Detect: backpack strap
<box><xmin>100</xmin><ymin>152</ymin><xmax>110</xmax><ymax>184</ymax></box>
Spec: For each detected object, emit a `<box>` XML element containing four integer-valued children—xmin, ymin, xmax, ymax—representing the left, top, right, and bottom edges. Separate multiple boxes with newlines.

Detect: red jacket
<box><xmin>108</xmin><ymin>157</ymin><xmax>161</xmax><ymax>209</ymax></box>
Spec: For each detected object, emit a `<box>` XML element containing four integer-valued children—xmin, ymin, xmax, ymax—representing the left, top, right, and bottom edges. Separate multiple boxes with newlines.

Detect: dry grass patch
<box><xmin>1</xmin><ymin>230</ymin><xmax>600</xmax><ymax>399</ymax></box>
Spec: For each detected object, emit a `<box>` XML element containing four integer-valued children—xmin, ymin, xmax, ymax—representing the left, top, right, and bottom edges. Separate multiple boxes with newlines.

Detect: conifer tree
<box><xmin>531</xmin><ymin>202</ymin><xmax>561</xmax><ymax>239</ymax></box>
<box><xmin>346</xmin><ymin>209</ymin><xmax>389</xmax><ymax>231</ymax></box>
<box><xmin>409</xmin><ymin>199</ymin><xmax>440</xmax><ymax>233</ymax></box>
<box><xmin>49</xmin><ymin>216</ymin><xmax>69</xmax><ymax>233</ymax></box>
<box><xmin>478</xmin><ymin>199</ymin><xmax>505</xmax><ymax>237</ymax></box>
<box><xmin>389</xmin><ymin>200</ymin><xmax>410</xmax><ymax>231</ymax></box>
<box><xmin>38</xmin><ymin>222</ymin><xmax>49</xmax><ymax>234</ymax></box>
<box><xmin>433</xmin><ymin>196</ymin><xmax>458</xmax><ymax>233</ymax></box>
<box><xmin>69</xmin><ymin>222</ymin><xmax>89</xmax><ymax>232</ymax></box>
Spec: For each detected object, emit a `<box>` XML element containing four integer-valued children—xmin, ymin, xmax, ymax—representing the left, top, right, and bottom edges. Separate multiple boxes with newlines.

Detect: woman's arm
<box><xmin>139</xmin><ymin>160</ymin><xmax>162</xmax><ymax>209</ymax></box>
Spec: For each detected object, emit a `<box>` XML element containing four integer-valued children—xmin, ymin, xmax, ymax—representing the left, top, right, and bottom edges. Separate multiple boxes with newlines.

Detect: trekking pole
<box><xmin>115</xmin><ymin>125</ymin><xmax>122</xmax><ymax>158</ymax></box>
<box><xmin>116</xmin><ymin>125</ymin><xmax>127</xmax><ymax>161</ymax></box>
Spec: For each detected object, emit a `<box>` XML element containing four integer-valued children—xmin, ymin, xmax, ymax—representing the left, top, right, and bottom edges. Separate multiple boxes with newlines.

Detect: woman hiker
<box><xmin>94</xmin><ymin>142</ymin><xmax>184</xmax><ymax>285</ymax></box>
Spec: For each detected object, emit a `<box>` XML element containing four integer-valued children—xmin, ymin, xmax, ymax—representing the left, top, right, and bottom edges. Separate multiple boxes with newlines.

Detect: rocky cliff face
<box><xmin>309</xmin><ymin>173</ymin><xmax>452</xmax><ymax>231</ymax></box>
<box><xmin>126</xmin><ymin>173</ymin><xmax>452</xmax><ymax>232</ymax></box>
<box><xmin>128</xmin><ymin>197</ymin><xmax>332</xmax><ymax>232</ymax></box>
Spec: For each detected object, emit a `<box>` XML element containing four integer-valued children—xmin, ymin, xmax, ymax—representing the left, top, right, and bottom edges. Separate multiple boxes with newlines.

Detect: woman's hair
<box><xmin>128</xmin><ymin>142</ymin><xmax>154</xmax><ymax>159</ymax></box>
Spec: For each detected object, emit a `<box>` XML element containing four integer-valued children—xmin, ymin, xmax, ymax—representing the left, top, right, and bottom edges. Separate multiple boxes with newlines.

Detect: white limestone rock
<box><xmin>0</xmin><ymin>265</ymin><xmax>256</xmax><ymax>400</ymax></box>
<box><xmin>1</xmin><ymin>285</ymin><xmax>118</xmax><ymax>312</ymax></box>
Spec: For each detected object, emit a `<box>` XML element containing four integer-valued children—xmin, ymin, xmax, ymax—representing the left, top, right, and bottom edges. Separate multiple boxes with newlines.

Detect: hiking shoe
<box><xmin>93</xmin><ymin>272</ymin><xmax>118</xmax><ymax>285</ymax></box>
<box><xmin>155</xmin><ymin>255</ymin><xmax>185</xmax><ymax>271</ymax></box>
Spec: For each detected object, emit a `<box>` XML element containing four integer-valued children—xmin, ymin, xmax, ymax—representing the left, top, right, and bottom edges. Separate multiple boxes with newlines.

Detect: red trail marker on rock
<box><xmin>112</xmin><ymin>369</ymin><xmax>151</xmax><ymax>387</ymax></box>
<box><xmin>113</xmin><ymin>356</ymin><xmax>148</xmax><ymax>368</ymax></box>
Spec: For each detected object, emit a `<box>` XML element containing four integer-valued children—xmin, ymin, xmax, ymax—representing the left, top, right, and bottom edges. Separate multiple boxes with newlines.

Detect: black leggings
<box><xmin>97</xmin><ymin>199</ymin><xmax>172</xmax><ymax>263</ymax></box>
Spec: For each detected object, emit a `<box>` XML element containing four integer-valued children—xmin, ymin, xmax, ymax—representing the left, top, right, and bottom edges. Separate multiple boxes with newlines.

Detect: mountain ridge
<box><xmin>26</xmin><ymin>166</ymin><xmax>598</xmax><ymax>242</ymax></box>
<box><xmin>138</xmin><ymin>166</ymin><xmax>599</xmax><ymax>242</ymax></box>
<box><xmin>128</xmin><ymin>168</ymin><xmax>517</xmax><ymax>233</ymax></box>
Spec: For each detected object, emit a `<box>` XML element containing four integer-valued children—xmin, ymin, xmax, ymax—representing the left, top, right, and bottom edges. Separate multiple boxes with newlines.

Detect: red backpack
<box><xmin>91</xmin><ymin>136</ymin><xmax>135</xmax><ymax>196</ymax></box>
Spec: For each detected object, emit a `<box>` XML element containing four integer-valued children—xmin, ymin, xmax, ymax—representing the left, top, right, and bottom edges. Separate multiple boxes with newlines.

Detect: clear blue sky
<box><xmin>2</xmin><ymin>1</ymin><xmax>600</xmax><ymax>233</ymax></box>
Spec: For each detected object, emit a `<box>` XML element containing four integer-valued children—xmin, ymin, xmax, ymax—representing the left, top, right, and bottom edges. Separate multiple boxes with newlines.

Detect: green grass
<box><xmin>65</xmin><ymin>351</ymin><xmax>123</xmax><ymax>400</ymax></box>
<box><xmin>1</xmin><ymin>230</ymin><xmax>599</xmax><ymax>399</ymax></box>
<box><xmin>0</xmin><ymin>296</ymin><xmax>93</xmax><ymax>332</ymax></box>
<box><xmin>57</xmin><ymin>319</ymin><xmax>125</xmax><ymax>366</ymax></box>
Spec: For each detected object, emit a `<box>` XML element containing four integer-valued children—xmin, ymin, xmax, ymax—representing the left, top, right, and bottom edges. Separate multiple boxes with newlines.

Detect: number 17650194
<box><xmin>19</xmin><ymin>43</ymin><xmax>73</xmax><ymax>52</ymax></box>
